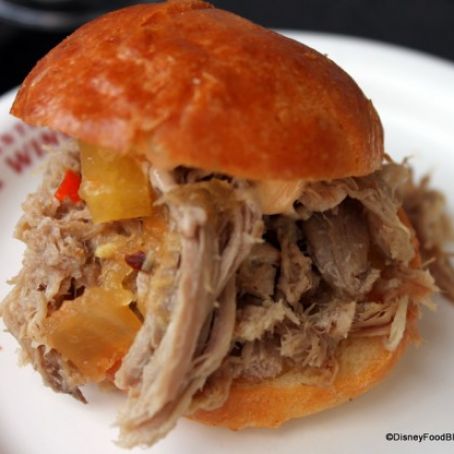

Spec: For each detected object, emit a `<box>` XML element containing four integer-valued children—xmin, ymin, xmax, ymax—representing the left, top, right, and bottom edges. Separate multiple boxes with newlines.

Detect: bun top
<box><xmin>11</xmin><ymin>0</ymin><xmax>383</xmax><ymax>180</ymax></box>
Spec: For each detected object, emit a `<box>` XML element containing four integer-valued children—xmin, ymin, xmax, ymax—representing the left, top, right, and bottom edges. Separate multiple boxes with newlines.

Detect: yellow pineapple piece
<box><xmin>79</xmin><ymin>142</ymin><xmax>154</xmax><ymax>223</ymax></box>
<box><xmin>44</xmin><ymin>287</ymin><xmax>141</xmax><ymax>382</ymax></box>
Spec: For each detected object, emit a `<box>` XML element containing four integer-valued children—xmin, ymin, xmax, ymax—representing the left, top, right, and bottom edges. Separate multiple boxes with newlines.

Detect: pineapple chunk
<box><xmin>44</xmin><ymin>287</ymin><xmax>141</xmax><ymax>382</ymax></box>
<box><xmin>43</xmin><ymin>257</ymin><xmax>140</xmax><ymax>382</ymax></box>
<box><xmin>79</xmin><ymin>143</ymin><xmax>154</xmax><ymax>223</ymax></box>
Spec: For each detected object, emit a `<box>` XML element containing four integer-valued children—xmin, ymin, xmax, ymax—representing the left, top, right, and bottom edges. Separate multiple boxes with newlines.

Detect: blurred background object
<box><xmin>0</xmin><ymin>0</ymin><xmax>453</xmax><ymax>94</ymax></box>
<box><xmin>0</xmin><ymin>0</ymin><xmax>138</xmax><ymax>29</ymax></box>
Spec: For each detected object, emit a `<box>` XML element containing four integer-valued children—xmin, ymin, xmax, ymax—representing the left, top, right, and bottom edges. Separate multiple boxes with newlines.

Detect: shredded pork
<box><xmin>1</xmin><ymin>142</ymin><xmax>453</xmax><ymax>448</ymax></box>
<box><xmin>303</xmin><ymin>201</ymin><xmax>379</xmax><ymax>296</ymax></box>
<box><xmin>402</xmin><ymin>175</ymin><xmax>454</xmax><ymax>300</ymax></box>
<box><xmin>115</xmin><ymin>177</ymin><xmax>262</xmax><ymax>446</ymax></box>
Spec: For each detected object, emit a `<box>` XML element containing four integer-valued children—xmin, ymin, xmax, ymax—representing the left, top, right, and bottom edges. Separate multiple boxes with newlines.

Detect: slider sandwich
<box><xmin>2</xmin><ymin>0</ymin><xmax>454</xmax><ymax>448</ymax></box>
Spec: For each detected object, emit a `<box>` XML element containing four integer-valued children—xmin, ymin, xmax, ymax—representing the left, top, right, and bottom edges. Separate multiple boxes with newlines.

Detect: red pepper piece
<box><xmin>55</xmin><ymin>170</ymin><xmax>82</xmax><ymax>203</ymax></box>
<box><xmin>124</xmin><ymin>251</ymin><xmax>146</xmax><ymax>271</ymax></box>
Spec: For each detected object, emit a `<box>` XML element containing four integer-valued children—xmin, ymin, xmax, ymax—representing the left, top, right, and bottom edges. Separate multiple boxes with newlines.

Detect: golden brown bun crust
<box><xmin>191</xmin><ymin>333</ymin><xmax>410</xmax><ymax>429</ymax></box>
<box><xmin>12</xmin><ymin>1</ymin><xmax>383</xmax><ymax>180</ymax></box>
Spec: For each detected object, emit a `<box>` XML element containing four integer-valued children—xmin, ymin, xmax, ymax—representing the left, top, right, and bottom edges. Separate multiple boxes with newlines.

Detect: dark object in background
<box><xmin>0</xmin><ymin>0</ymin><xmax>138</xmax><ymax>29</ymax></box>
<box><xmin>0</xmin><ymin>0</ymin><xmax>147</xmax><ymax>94</ymax></box>
<box><xmin>0</xmin><ymin>0</ymin><xmax>453</xmax><ymax>94</ymax></box>
<box><xmin>215</xmin><ymin>0</ymin><xmax>454</xmax><ymax>64</ymax></box>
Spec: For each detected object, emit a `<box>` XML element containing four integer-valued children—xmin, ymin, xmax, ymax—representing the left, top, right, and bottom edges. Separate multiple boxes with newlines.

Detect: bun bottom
<box><xmin>191</xmin><ymin>333</ymin><xmax>410</xmax><ymax>429</ymax></box>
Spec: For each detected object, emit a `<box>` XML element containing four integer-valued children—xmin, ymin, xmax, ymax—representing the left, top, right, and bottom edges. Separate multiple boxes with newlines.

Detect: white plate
<box><xmin>1</xmin><ymin>32</ymin><xmax>454</xmax><ymax>454</ymax></box>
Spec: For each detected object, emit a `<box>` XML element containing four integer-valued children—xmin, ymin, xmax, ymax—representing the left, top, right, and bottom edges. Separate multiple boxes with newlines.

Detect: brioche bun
<box><xmin>11</xmin><ymin>1</ymin><xmax>383</xmax><ymax>181</ymax></box>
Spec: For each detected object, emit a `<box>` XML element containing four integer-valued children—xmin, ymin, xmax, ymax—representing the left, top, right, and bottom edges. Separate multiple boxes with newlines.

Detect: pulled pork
<box><xmin>1</xmin><ymin>144</ymin><xmax>452</xmax><ymax>447</ymax></box>
<box><xmin>115</xmin><ymin>175</ymin><xmax>263</xmax><ymax>446</ymax></box>
<box><xmin>402</xmin><ymin>174</ymin><xmax>454</xmax><ymax>300</ymax></box>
